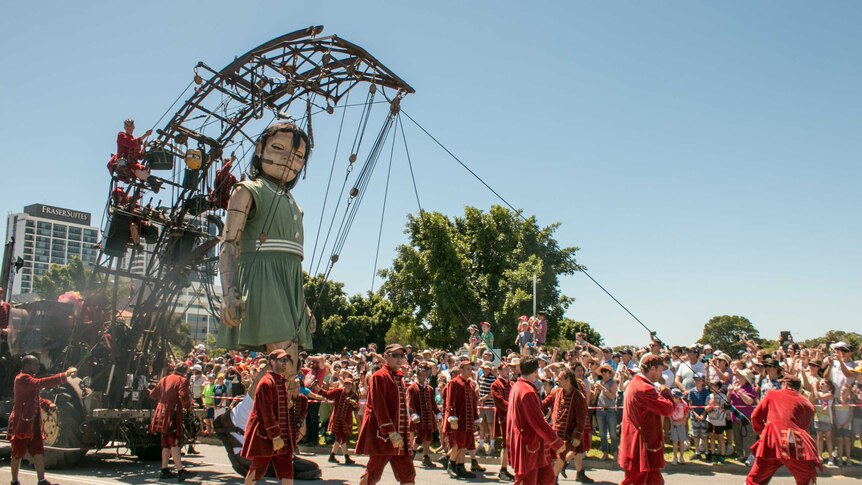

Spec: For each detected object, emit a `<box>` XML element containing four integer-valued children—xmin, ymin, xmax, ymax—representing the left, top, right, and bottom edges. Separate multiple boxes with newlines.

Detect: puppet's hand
<box><xmin>221</xmin><ymin>288</ymin><xmax>244</xmax><ymax>328</ymax></box>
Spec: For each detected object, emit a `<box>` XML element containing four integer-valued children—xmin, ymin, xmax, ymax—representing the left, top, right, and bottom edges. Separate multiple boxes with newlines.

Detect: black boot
<box><xmin>575</xmin><ymin>470</ymin><xmax>595</xmax><ymax>483</ymax></box>
<box><xmin>438</xmin><ymin>455</ymin><xmax>449</xmax><ymax>466</ymax></box>
<box><xmin>471</xmin><ymin>459</ymin><xmax>486</xmax><ymax>472</ymax></box>
<box><xmin>458</xmin><ymin>463</ymin><xmax>477</xmax><ymax>479</ymax></box>
<box><xmin>497</xmin><ymin>468</ymin><xmax>514</xmax><ymax>481</ymax></box>
<box><xmin>344</xmin><ymin>454</ymin><xmax>355</xmax><ymax>465</ymax></box>
<box><xmin>328</xmin><ymin>453</ymin><xmax>339</xmax><ymax>463</ymax></box>
<box><xmin>159</xmin><ymin>468</ymin><xmax>177</xmax><ymax>479</ymax></box>
<box><xmin>501</xmin><ymin>468</ymin><xmax>516</xmax><ymax>481</ymax></box>
<box><xmin>447</xmin><ymin>459</ymin><xmax>459</xmax><ymax>478</ymax></box>
<box><xmin>37</xmin><ymin>481</ymin><xmax>58</xmax><ymax>485</ymax></box>
<box><xmin>422</xmin><ymin>454</ymin><xmax>436</xmax><ymax>468</ymax></box>
<box><xmin>177</xmin><ymin>469</ymin><xmax>196</xmax><ymax>482</ymax></box>
<box><xmin>560</xmin><ymin>461</ymin><xmax>568</xmax><ymax>478</ymax></box>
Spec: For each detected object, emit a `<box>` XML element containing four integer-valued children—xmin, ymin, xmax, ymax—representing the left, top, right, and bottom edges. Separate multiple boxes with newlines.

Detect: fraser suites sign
<box><xmin>24</xmin><ymin>204</ymin><xmax>92</xmax><ymax>225</ymax></box>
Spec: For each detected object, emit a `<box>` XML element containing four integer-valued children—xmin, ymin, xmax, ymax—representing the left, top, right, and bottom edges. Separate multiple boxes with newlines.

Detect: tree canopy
<box><xmin>697</xmin><ymin>315</ymin><xmax>761</xmax><ymax>356</ymax></box>
<box><xmin>33</xmin><ymin>257</ymin><xmax>88</xmax><ymax>300</ymax></box>
<box><xmin>379</xmin><ymin>205</ymin><xmax>580</xmax><ymax>350</ymax></box>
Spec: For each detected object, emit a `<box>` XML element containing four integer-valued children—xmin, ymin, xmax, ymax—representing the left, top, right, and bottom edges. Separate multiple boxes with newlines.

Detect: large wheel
<box><xmin>39</xmin><ymin>386</ymin><xmax>87</xmax><ymax>468</ymax></box>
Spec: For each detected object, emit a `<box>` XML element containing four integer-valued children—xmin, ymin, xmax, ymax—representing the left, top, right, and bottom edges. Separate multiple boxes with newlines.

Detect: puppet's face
<box><xmin>260</xmin><ymin>131</ymin><xmax>307</xmax><ymax>184</ymax></box>
<box><xmin>124</xmin><ymin>121</ymin><xmax>135</xmax><ymax>136</ymax></box>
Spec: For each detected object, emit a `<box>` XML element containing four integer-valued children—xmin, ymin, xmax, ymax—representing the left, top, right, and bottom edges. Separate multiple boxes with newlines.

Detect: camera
<box><xmin>701</xmin><ymin>356</ymin><xmax>710</xmax><ymax>364</ymax></box>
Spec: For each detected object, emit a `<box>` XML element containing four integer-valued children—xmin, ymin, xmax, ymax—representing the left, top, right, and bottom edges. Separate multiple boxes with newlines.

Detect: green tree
<box><xmin>379</xmin><ymin>205</ymin><xmax>579</xmax><ymax>350</ymax></box>
<box><xmin>552</xmin><ymin>319</ymin><xmax>604</xmax><ymax>349</ymax></box>
<box><xmin>697</xmin><ymin>315</ymin><xmax>761</xmax><ymax>356</ymax></box>
<box><xmin>800</xmin><ymin>330</ymin><xmax>862</xmax><ymax>359</ymax></box>
<box><xmin>33</xmin><ymin>257</ymin><xmax>88</xmax><ymax>300</ymax></box>
<box><xmin>385</xmin><ymin>313</ymin><xmax>427</xmax><ymax>350</ymax></box>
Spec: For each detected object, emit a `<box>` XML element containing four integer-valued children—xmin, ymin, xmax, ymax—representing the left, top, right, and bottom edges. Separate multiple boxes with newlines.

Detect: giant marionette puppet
<box><xmin>214</xmin><ymin>122</ymin><xmax>323</xmax><ymax>481</ymax></box>
<box><xmin>217</xmin><ymin>122</ymin><xmax>315</xmax><ymax>373</ymax></box>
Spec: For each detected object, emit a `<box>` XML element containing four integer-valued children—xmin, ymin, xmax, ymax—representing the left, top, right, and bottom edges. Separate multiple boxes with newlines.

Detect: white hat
<box><xmin>196</xmin><ymin>344</ymin><xmax>205</xmax><ymax>351</ymax></box>
<box><xmin>192</xmin><ymin>364</ymin><xmax>202</xmax><ymax>371</ymax></box>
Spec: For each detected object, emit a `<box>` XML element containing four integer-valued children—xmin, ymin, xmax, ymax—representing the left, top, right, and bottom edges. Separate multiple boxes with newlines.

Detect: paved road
<box><xmin>1</xmin><ymin>444</ymin><xmax>859</xmax><ymax>484</ymax></box>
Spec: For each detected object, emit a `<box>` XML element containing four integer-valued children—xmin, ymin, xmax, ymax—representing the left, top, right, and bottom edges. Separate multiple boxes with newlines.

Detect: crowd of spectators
<box><xmin>179</xmin><ymin>322</ymin><xmax>862</xmax><ymax>470</ymax></box>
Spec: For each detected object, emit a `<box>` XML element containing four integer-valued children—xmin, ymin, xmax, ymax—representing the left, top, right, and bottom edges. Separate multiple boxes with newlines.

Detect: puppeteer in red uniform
<box><xmin>542</xmin><ymin>378</ymin><xmax>587</xmax><ymax>454</ymax></box>
<box><xmin>444</xmin><ymin>371</ymin><xmax>478</xmax><ymax>450</ymax></box>
<box><xmin>617</xmin><ymin>355</ymin><xmax>675</xmax><ymax>485</ymax></box>
<box><xmin>506</xmin><ymin>356</ymin><xmax>565</xmax><ymax>485</ymax></box>
<box><xmin>9</xmin><ymin>355</ymin><xmax>75</xmax><ymax>485</ymax></box>
<box><xmin>318</xmin><ymin>385</ymin><xmax>359</xmax><ymax>445</ymax></box>
<box><xmin>355</xmin><ymin>344</ymin><xmax>415</xmax><ymax>485</ymax></box>
<box><xmin>9</xmin><ymin>368</ymin><xmax>67</xmax><ymax>454</ymax></box>
<box><xmin>148</xmin><ymin>367</ymin><xmax>193</xmax><ymax>449</ymax></box>
<box><xmin>242</xmin><ymin>349</ymin><xmax>294</xmax><ymax>483</ymax></box>
<box><xmin>289</xmin><ymin>393</ymin><xmax>309</xmax><ymax>447</ymax></box>
<box><xmin>489</xmin><ymin>371</ymin><xmax>511</xmax><ymax>443</ymax></box>
<box><xmin>407</xmin><ymin>366</ymin><xmax>440</xmax><ymax>468</ymax></box>
<box><xmin>746</xmin><ymin>376</ymin><xmax>821</xmax><ymax>485</ymax></box>
<box><xmin>148</xmin><ymin>364</ymin><xmax>196</xmax><ymax>480</ymax></box>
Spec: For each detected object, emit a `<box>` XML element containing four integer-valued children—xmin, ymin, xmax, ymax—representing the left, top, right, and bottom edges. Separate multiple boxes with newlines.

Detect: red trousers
<box><xmin>621</xmin><ymin>468</ymin><xmax>664</xmax><ymax>485</ymax></box>
<box><xmin>448</xmin><ymin>430</ymin><xmax>475</xmax><ymax>450</ymax></box>
<box><xmin>361</xmin><ymin>453</ymin><xmax>416</xmax><ymax>484</ymax></box>
<box><xmin>10</xmin><ymin>437</ymin><xmax>44</xmax><ymax>459</ymax></box>
<box><xmin>413</xmin><ymin>427</ymin><xmax>434</xmax><ymax>444</ymax></box>
<box><xmin>746</xmin><ymin>457</ymin><xmax>818</xmax><ymax>485</ymax></box>
<box><xmin>514</xmin><ymin>464</ymin><xmax>556</xmax><ymax>485</ymax></box>
<box><xmin>250</xmin><ymin>454</ymin><xmax>293</xmax><ymax>480</ymax></box>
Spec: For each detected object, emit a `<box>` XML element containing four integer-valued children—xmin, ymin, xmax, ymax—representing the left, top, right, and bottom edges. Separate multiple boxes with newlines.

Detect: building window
<box><xmin>53</xmin><ymin>225</ymin><xmax>67</xmax><ymax>239</ymax></box>
<box><xmin>68</xmin><ymin>227</ymin><xmax>82</xmax><ymax>241</ymax></box>
<box><xmin>36</xmin><ymin>222</ymin><xmax>51</xmax><ymax>237</ymax></box>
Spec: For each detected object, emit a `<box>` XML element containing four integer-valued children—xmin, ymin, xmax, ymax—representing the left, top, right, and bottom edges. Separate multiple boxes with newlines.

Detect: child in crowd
<box><xmin>670</xmin><ymin>389</ymin><xmax>690</xmax><ymax>465</ymax></box>
<box><xmin>687</xmin><ymin>374</ymin><xmax>710</xmax><ymax>460</ymax></box>
<box><xmin>813</xmin><ymin>379</ymin><xmax>835</xmax><ymax>466</ymax></box>
<box><xmin>515</xmin><ymin>319</ymin><xmax>534</xmax><ymax>355</ymax></box>
<box><xmin>832</xmin><ymin>384</ymin><xmax>853</xmax><ymax>466</ymax></box>
<box><xmin>705</xmin><ymin>381</ymin><xmax>729</xmax><ymax>464</ymax></box>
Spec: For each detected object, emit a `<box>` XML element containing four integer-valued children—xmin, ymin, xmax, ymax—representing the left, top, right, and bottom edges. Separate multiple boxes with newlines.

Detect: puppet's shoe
<box><xmin>421</xmin><ymin>455</ymin><xmax>436</xmax><ymax>468</ymax></box>
<box><xmin>471</xmin><ymin>459</ymin><xmax>486</xmax><ymax>472</ymax></box>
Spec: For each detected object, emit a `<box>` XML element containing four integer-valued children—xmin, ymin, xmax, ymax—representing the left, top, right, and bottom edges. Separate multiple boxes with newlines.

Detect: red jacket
<box><xmin>489</xmin><ymin>377</ymin><xmax>511</xmax><ymax>439</ymax></box>
<box><xmin>618</xmin><ymin>374</ymin><xmax>674</xmax><ymax>473</ymax></box>
<box><xmin>289</xmin><ymin>394</ymin><xmax>309</xmax><ymax>444</ymax></box>
<box><xmin>318</xmin><ymin>387</ymin><xmax>358</xmax><ymax>437</ymax></box>
<box><xmin>116</xmin><ymin>132</ymin><xmax>144</xmax><ymax>162</ymax></box>
<box><xmin>750</xmin><ymin>389</ymin><xmax>820</xmax><ymax>465</ymax></box>
<box><xmin>407</xmin><ymin>381</ymin><xmax>439</xmax><ymax>432</ymax></box>
<box><xmin>9</xmin><ymin>372</ymin><xmax>67</xmax><ymax>440</ymax></box>
<box><xmin>444</xmin><ymin>375</ymin><xmax>478</xmax><ymax>436</ymax></box>
<box><xmin>542</xmin><ymin>386</ymin><xmax>587</xmax><ymax>441</ymax></box>
<box><xmin>148</xmin><ymin>373</ymin><xmax>192</xmax><ymax>437</ymax></box>
<box><xmin>241</xmin><ymin>371</ymin><xmax>292</xmax><ymax>459</ymax></box>
<box><xmin>355</xmin><ymin>366</ymin><xmax>410</xmax><ymax>456</ymax></box>
<box><xmin>506</xmin><ymin>378</ymin><xmax>564</xmax><ymax>475</ymax></box>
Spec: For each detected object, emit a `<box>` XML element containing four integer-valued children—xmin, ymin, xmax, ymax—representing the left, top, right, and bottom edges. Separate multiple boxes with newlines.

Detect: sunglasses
<box><xmin>389</xmin><ymin>353</ymin><xmax>405</xmax><ymax>359</ymax></box>
<box><xmin>276</xmin><ymin>357</ymin><xmax>291</xmax><ymax>363</ymax></box>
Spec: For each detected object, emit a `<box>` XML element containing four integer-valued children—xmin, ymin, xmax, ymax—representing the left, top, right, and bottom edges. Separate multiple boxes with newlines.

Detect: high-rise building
<box><xmin>175</xmin><ymin>282</ymin><xmax>222</xmax><ymax>344</ymax></box>
<box><xmin>4</xmin><ymin>204</ymin><xmax>99</xmax><ymax>296</ymax></box>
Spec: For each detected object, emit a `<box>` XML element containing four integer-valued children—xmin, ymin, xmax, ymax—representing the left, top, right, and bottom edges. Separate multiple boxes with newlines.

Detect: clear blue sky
<box><xmin>1</xmin><ymin>2</ymin><xmax>859</xmax><ymax>346</ymax></box>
